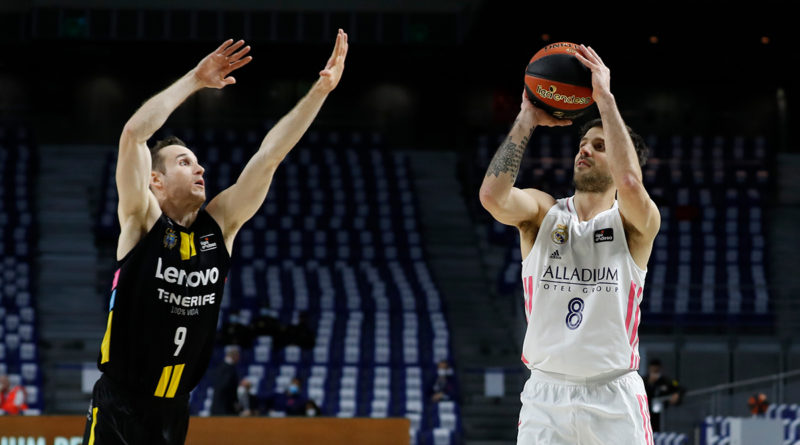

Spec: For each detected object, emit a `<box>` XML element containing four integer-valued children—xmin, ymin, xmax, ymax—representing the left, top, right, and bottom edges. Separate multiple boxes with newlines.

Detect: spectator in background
<box><xmin>0</xmin><ymin>374</ymin><xmax>27</xmax><ymax>415</ymax></box>
<box><xmin>237</xmin><ymin>379</ymin><xmax>257</xmax><ymax>417</ymax></box>
<box><xmin>748</xmin><ymin>393</ymin><xmax>769</xmax><ymax>416</ymax></box>
<box><xmin>269</xmin><ymin>378</ymin><xmax>307</xmax><ymax>416</ymax></box>
<box><xmin>304</xmin><ymin>399</ymin><xmax>321</xmax><ymax>417</ymax></box>
<box><xmin>642</xmin><ymin>359</ymin><xmax>685</xmax><ymax>432</ymax></box>
<box><xmin>220</xmin><ymin>312</ymin><xmax>254</xmax><ymax>349</ymax></box>
<box><xmin>430</xmin><ymin>360</ymin><xmax>456</xmax><ymax>403</ymax></box>
<box><xmin>251</xmin><ymin>307</ymin><xmax>282</xmax><ymax>339</ymax></box>
<box><xmin>252</xmin><ymin>308</ymin><xmax>316</xmax><ymax>350</ymax></box>
<box><xmin>210</xmin><ymin>345</ymin><xmax>242</xmax><ymax>415</ymax></box>
<box><xmin>283</xmin><ymin>311</ymin><xmax>315</xmax><ymax>350</ymax></box>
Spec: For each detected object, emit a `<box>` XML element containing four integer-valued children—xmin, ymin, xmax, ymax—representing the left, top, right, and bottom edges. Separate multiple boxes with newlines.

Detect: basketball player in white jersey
<box><xmin>479</xmin><ymin>45</ymin><xmax>659</xmax><ymax>444</ymax></box>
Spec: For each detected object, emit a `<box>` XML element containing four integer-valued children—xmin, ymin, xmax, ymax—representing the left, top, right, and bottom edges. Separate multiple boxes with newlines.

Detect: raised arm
<box><xmin>479</xmin><ymin>91</ymin><xmax>569</xmax><ymax>249</ymax></box>
<box><xmin>574</xmin><ymin>45</ymin><xmax>660</xmax><ymax>243</ymax></box>
<box><xmin>206</xmin><ymin>30</ymin><xmax>349</xmax><ymax>251</ymax></box>
<box><xmin>116</xmin><ymin>40</ymin><xmax>252</xmax><ymax>258</ymax></box>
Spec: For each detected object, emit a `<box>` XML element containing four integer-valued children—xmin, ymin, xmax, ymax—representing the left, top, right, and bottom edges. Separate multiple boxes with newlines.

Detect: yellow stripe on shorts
<box><xmin>100</xmin><ymin>311</ymin><xmax>113</xmax><ymax>364</ymax></box>
<box><xmin>88</xmin><ymin>407</ymin><xmax>98</xmax><ymax>445</ymax></box>
<box><xmin>166</xmin><ymin>363</ymin><xmax>186</xmax><ymax>398</ymax></box>
<box><xmin>154</xmin><ymin>366</ymin><xmax>173</xmax><ymax>397</ymax></box>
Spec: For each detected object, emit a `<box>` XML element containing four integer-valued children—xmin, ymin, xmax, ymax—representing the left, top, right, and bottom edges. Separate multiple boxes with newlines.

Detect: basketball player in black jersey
<box><xmin>82</xmin><ymin>30</ymin><xmax>348</xmax><ymax>445</ymax></box>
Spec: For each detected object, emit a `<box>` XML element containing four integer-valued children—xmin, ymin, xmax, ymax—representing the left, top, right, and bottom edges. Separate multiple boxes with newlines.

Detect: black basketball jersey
<box><xmin>97</xmin><ymin>209</ymin><xmax>231</xmax><ymax>398</ymax></box>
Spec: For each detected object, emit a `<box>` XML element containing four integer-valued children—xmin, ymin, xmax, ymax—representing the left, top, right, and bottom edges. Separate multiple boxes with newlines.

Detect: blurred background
<box><xmin>0</xmin><ymin>1</ymin><xmax>797</xmax><ymax>444</ymax></box>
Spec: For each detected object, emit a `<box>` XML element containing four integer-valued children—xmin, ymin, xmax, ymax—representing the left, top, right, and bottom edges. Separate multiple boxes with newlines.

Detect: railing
<box><xmin>660</xmin><ymin>368</ymin><xmax>800</xmax><ymax>442</ymax></box>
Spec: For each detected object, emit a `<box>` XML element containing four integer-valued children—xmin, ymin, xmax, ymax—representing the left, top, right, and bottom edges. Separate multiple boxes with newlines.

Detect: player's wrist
<box><xmin>593</xmin><ymin>91</ymin><xmax>616</xmax><ymax>109</ymax></box>
<box><xmin>309</xmin><ymin>79</ymin><xmax>332</xmax><ymax>97</ymax></box>
<box><xmin>518</xmin><ymin>106</ymin><xmax>537</xmax><ymax>128</ymax></box>
<box><xmin>187</xmin><ymin>68</ymin><xmax>211</xmax><ymax>90</ymax></box>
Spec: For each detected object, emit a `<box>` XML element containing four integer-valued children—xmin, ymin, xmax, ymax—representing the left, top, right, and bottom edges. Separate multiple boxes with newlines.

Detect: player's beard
<box><xmin>573</xmin><ymin>169</ymin><xmax>613</xmax><ymax>193</ymax></box>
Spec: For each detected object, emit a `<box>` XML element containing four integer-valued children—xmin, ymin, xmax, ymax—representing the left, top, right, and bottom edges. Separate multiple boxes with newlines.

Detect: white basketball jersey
<box><xmin>520</xmin><ymin>196</ymin><xmax>647</xmax><ymax>377</ymax></box>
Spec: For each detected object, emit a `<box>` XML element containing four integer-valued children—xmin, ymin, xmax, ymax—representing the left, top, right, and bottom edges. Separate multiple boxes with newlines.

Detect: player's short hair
<box><xmin>579</xmin><ymin>118</ymin><xmax>649</xmax><ymax>167</ymax></box>
<box><xmin>648</xmin><ymin>358</ymin><xmax>662</xmax><ymax>367</ymax></box>
<box><xmin>150</xmin><ymin>136</ymin><xmax>188</xmax><ymax>173</ymax></box>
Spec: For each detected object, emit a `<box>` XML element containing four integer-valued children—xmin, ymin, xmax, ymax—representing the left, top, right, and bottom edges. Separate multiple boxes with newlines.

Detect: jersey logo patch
<box><xmin>549</xmin><ymin>250</ymin><xmax>561</xmax><ymax>259</ymax></box>
<box><xmin>594</xmin><ymin>228</ymin><xmax>614</xmax><ymax>243</ymax></box>
<box><xmin>180</xmin><ymin>232</ymin><xmax>196</xmax><ymax>260</ymax></box>
<box><xmin>164</xmin><ymin>228</ymin><xmax>178</xmax><ymax>249</ymax></box>
<box><xmin>551</xmin><ymin>224</ymin><xmax>569</xmax><ymax>245</ymax></box>
<box><xmin>199</xmin><ymin>234</ymin><xmax>218</xmax><ymax>252</ymax></box>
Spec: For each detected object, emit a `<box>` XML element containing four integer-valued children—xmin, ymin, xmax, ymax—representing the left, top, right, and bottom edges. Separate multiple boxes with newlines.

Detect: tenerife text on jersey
<box><xmin>154</xmin><ymin>257</ymin><xmax>219</xmax><ymax>310</ymax></box>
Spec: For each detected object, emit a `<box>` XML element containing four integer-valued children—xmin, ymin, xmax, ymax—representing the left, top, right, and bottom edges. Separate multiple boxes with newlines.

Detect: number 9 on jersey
<box><xmin>174</xmin><ymin>326</ymin><xmax>187</xmax><ymax>356</ymax></box>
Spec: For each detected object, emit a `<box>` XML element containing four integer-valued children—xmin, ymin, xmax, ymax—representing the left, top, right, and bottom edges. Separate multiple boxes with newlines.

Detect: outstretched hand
<box><xmin>316</xmin><ymin>29</ymin><xmax>349</xmax><ymax>93</ymax></box>
<box><xmin>521</xmin><ymin>89</ymin><xmax>572</xmax><ymax>127</ymax></box>
<box><xmin>574</xmin><ymin>44</ymin><xmax>612</xmax><ymax>102</ymax></box>
<box><xmin>194</xmin><ymin>39</ymin><xmax>253</xmax><ymax>89</ymax></box>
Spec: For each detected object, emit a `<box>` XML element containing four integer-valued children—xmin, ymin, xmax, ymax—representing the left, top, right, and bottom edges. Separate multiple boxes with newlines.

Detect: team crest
<box><xmin>163</xmin><ymin>227</ymin><xmax>178</xmax><ymax>249</ymax></box>
<box><xmin>551</xmin><ymin>224</ymin><xmax>569</xmax><ymax>245</ymax></box>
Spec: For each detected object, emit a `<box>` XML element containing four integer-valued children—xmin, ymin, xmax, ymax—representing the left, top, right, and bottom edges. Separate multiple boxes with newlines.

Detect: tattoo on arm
<box><xmin>520</xmin><ymin>126</ymin><xmax>534</xmax><ymax>149</ymax></box>
<box><xmin>486</xmin><ymin>135</ymin><xmax>526</xmax><ymax>183</ymax></box>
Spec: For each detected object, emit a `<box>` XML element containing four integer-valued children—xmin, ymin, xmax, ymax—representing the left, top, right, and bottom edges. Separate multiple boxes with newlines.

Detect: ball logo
<box><xmin>551</xmin><ymin>224</ymin><xmax>569</xmax><ymax>245</ymax></box>
<box><xmin>543</xmin><ymin>42</ymin><xmax>579</xmax><ymax>53</ymax></box>
<box><xmin>535</xmin><ymin>84</ymin><xmax>592</xmax><ymax>105</ymax></box>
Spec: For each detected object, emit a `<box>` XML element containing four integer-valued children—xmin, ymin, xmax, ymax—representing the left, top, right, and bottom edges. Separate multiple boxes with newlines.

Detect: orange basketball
<box><xmin>524</xmin><ymin>42</ymin><xmax>594</xmax><ymax>119</ymax></box>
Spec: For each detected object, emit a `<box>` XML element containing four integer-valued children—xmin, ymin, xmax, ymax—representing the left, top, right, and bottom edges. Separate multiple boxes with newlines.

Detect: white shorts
<box><xmin>517</xmin><ymin>369</ymin><xmax>654</xmax><ymax>445</ymax></box>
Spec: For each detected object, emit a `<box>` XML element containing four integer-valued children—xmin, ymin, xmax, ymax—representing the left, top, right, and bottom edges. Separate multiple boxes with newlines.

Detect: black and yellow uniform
<box><xmin>83</xmin><ymin>209</ymin><xmax>231</xmax><ymax>445</ymax></box>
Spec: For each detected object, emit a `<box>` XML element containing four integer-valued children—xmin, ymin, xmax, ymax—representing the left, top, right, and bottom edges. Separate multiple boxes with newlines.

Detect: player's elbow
<box><xmin>479</xmin><ymin>186</ymin><xmax>502</xmax><ymax>212</ymax></box>
<box><xmin>256</xmin><ymin>143</ymin><xmax>288</xmax><ymax>169</ymax></box>
<box><xmin>117</xmin><ymin>200</ymin><xmax>147</xmax><ymax>225</ymax></box>
<box><xmin>616</xmin><ymin>172</ymin><xmax>644</xmax><ymax>194</ymax></box>
<box><xmin>120</xmin><ymin>122</ymin><xmax>146</xmax><ymax>145</ymax></box>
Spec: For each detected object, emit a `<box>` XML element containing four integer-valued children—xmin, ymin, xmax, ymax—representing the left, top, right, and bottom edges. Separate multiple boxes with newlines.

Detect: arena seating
<box><xmin>474</xmin><ymin>131</ymin><xmax>773</xmax><ymax>330</ymax></box>
<box><xmin>701</xmin><ymin>404</ymin><xmax>800</xmax><ymax>444</ymax></box>
<box><xmin>653</xmin><ymin>432</ymin><xmax>689</xmax><ymax>445</ymax></box>
<box><xmin>94</xmin><ymin>127</ymin><xmax>462</xmax><ymax>445</ymax></box>
<box><xmin>0</xmin><ymin>122</ymin><xmax>42</xmax><ymax>414</ymax></box>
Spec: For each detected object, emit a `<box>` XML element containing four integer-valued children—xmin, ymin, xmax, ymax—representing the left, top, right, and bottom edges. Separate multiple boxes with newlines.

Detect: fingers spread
<box><xmin>222</xmin><ymin>40</ymin><xmax>245</xmax><ymax>57</ymax></box>
<box><xmin>574</xmin><ymin>51</ymin><xmax>592</xmax><ymax>68</ymax></box>
<box><xmin>578</xmin><ymin>44</ymin><xmax>605</xmax><ymax>69</ymax></box>
<box><xmin>224</xmin><ymin>56</ymin><xmax>253</xmax><ymax>75</ymax></box>
<box><xmin>215</xmin><ymin>39</ymin><xmax>234</xmax><ymax>53</ymax></box>
<box><xmin>230</xmin><ymin>45</ymin><xmax>251</xmax><ymax>62</ymax></box>
<box><xmin>587</xmin><ymin>46</ymin><xmax>604</xmax><ymax>63</ymax></box>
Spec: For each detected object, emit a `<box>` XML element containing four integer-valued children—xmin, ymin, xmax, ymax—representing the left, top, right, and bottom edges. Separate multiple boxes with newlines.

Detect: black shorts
<box><xmin>82</xmin><ymin>374</ymin><xmax>190</xmax><ymax>445</ymax></box>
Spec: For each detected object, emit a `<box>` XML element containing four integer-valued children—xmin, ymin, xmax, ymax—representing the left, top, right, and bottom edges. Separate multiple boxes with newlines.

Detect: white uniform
<box><xmin>516</xmin><ymin>196</ymin><xmax>654</xmax><ymax>445</ymax></box>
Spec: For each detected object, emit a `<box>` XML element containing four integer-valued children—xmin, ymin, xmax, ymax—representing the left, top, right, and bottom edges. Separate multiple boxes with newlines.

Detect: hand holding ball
<box><xmin>524</xmin><ymin>42</ymin><xmax>594</xmax><ymax>120</ymax></box>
